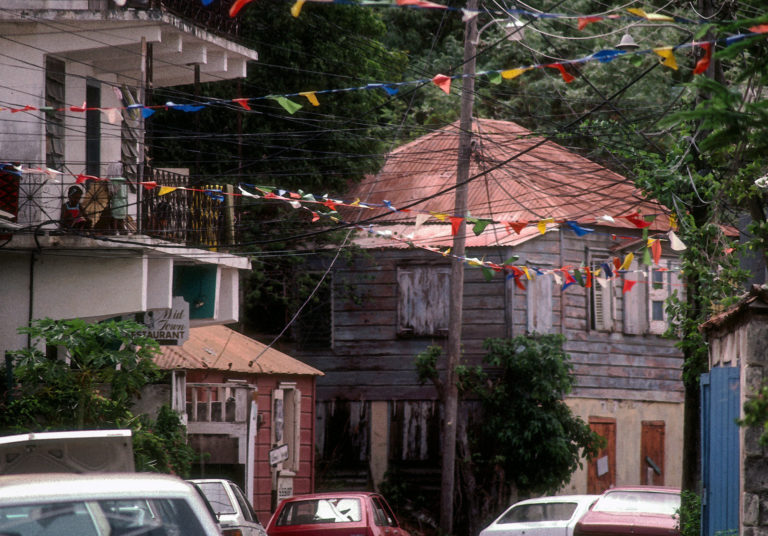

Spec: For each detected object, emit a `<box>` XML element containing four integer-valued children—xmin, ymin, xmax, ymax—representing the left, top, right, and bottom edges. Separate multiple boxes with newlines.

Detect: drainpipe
<box><xmin>27</xmin><ymin>252</ymin><xmax>36</xmax><ymax>347</ymax></box>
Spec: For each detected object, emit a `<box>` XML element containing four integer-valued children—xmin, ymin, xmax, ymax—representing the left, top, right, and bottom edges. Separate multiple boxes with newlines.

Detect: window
<box><xmin>624</xmin><ymin>259</ymin><xmax>682</xmax><ymax>335</ymax></box>
<box><xmin>85</xmin><ymin>80</ymin><xmax>101</xmax><ymax>177</ymax></box>
<box><xmin>397</xmin><ymin>265</ymin><xmax>450</xmax><ymax>336</ymax></box>
<box><xmin>45</xmin><ymin>57</ymin><xmax>65</xmax><ymax>171</ymax></box>
<box><xmin>526</xmin><ymin>274</ymin><xmax>553</xmax><ymax>334</ymax></box>
<box><xmin>273</xmin><ymin>383</ymin><xmax>301</xmax><ymax>472</ymax></box>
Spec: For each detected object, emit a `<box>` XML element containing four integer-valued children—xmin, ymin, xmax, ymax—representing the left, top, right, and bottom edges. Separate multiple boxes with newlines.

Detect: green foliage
<box><xmin>132</xmin><ymin>405</ymin><xmax>199</xmax><ymax>477</ymax></box>
<box><xmin>1</xmin><ymin>318</ymin><xmax>193</xmax><ymax>475</ymax></box>
<box><xmin>676</xmin><ymin>489</ymin><xmax>701</xmax><ymax>536</ymax></box>
<box><xmin>740</xmin><ymin>382</ymin><xmax>768</xmax><ymax>446</ymax></box>
<box><xmin>459</xmin><ymin>335</ymin><xmax>603</xmax><ymax>495</ymax></box>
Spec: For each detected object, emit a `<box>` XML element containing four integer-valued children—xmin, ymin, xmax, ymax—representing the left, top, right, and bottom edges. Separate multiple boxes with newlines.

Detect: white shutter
<box><xmin>623</xmin><ymin>261</ymin><xmax>648</xmax><ymax>335</ymax></box>
<box><xmin>527</xmin><ymin>274</ymin><xmax>553</xmax><ymax>333</ymax></box>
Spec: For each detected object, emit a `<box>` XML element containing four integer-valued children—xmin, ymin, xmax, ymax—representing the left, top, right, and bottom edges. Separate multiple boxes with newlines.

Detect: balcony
<box><xmin>0</xmin><ymin>164</ymin><xmax>234</xmax><ymax>248</ymax></box>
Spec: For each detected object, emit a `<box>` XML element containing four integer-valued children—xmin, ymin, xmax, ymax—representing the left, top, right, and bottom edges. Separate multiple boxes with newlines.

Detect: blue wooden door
<box><xmin>701</xmin><ymin>367</ymin><xmax>740</xmax><ymax>536</ymax></box>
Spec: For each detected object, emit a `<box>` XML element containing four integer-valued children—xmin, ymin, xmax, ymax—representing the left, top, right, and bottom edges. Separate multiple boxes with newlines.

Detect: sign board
<box><xmin>277</xmin><ymin>473</ymin><xmax>294</xmax><ymax>501</ymax></box>
<box><xmin>138</xmin><ymin>296</ymin><xmax>189</xmax><ymax>346</ymax></box>
<box><xmin>269</xmin><ymin>444</ymin><xmax>289</xmax><ymax>466</ymax></box>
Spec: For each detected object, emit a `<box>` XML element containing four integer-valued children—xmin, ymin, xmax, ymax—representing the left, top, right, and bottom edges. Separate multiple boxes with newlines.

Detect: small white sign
<box><xmin>597</xmin><ymin>456</ymin><xmax>609</xmax><ymax>477</ymax></box>
<box><xmin>269</xmin><ymin>444</ymin><xmax>289</xmax><ymax>466</ymax></box>
<box><xmin>138</xmin><ymin>296</ymin><xmax>189</xmax><ymax>346</ymax></box>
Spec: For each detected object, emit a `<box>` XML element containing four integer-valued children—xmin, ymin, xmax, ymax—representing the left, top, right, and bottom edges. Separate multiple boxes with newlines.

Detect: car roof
<box><xmin>513</xmin><ymin>495</ymin><xmax>599</xmax><ymax>505</ymax></box>
<box><xmin>0</xmin><ymin>472</ymin><xmax>198</xmax><ymax>503</ymax></box>
<box><xmin>279</xmin><ymin>492</ymin><xmax>378</xmax><ymax>502</ymax></box>
<box><xmin>602</xmin><ymin>486</ymin><xmax>680</xmax><ymax>494</ymax></box>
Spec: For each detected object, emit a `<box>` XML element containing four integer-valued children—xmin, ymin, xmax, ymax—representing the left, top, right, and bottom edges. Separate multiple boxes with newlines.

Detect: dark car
<box><xmin>573</xmin><ymin>486</ymin><xmax>681</xmax><ymax>536</ymax></box>
<box><xmin>266</xmin><ymin>492</ymin><xmax>410</xmax><ymax>536</ymax></box>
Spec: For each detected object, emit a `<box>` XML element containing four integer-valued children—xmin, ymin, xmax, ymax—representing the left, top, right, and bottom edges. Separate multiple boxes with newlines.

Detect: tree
<box><xmin>416</xmin><ymin>334</ymin><xmax>603</xmax><ymax>536</ymax></box>
<box><xmin>0</xmin><ymin>318</ymin><xmax>197</xmax><ymax>476</ymax></box>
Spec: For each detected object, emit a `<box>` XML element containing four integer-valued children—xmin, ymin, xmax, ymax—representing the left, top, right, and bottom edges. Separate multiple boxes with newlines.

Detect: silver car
<box><xmin>0</xmin><ymin>472</ymin><xmax>222</xmax><ymax>536</ymax></box>
<box><xmin>480</xmin><ymin>495</ymin><xmax>599</xmax><ymax>536</ymax></box>
<box><xmin>190</xmin><ymin>478</ymin><xmax>267</xmax><ymax>536</ymax></box>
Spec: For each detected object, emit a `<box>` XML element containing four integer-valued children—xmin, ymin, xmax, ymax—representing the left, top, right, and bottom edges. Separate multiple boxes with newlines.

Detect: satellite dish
<box><xmin>114</xmin><ymin>0</ymin><xmax>127</xmax><ymax>6</ymax></box>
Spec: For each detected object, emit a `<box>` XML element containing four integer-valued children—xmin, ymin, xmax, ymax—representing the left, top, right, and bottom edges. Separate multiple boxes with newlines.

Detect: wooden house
<box><xmin>274</xmin><ymin>118</ymin><xmax>686</xmax><ymax>496</ymax></box>
<box><xmin>145</xmin><ymin>325</ymin><xmax>323</xmax><ymax>521</ymax></box>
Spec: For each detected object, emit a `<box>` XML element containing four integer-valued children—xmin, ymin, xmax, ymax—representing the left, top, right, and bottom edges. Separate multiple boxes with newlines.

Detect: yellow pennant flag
<box><xmin>430</xmin><ymin>211</ymin><xmax>449</xmax><ymax>222</ymax></box>
<box><xmin>628</xmin><ymin>7</ymin><xmax>674</xmax><ymax>21</ymax></box>
<box><xmin>300</xmin><ymin>91</ymin><xmax>320</xmax><ymax>106</ymax></box>
<box><xmin>537</xmin><ymin>218</ymin><xmax>555</xmax><ymax>234</ymax></box>
<box><xmin>290</xmin><ymin>0</ymin><xmax>306</xmax><ymax>17</ymax></box>
<box><xmin>619</xmin><ymin>252</ymin><xmax>635</xmax><ymax>271</ymax></box>
<box><xmin>522</xmin><ymin>266</ymin><xmax>532</xmax><ymax>280</ymax></box>
<box><xmin>501</xmin><ymin>68</ymin><xmax>529</xmax><ymax>80</ymax></box>
<box><xmin>158</xmin><ymin>186</ymin><xmax>177</xmax><ymax>196</ymax></box>
<box><xmin>653</xmin><ymin>47</ymin><xmax>678</xmax><ymax>70</ymax></box>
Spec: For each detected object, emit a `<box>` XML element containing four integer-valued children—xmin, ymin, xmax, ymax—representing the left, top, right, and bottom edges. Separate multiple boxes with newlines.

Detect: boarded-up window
<box><xmin>397</xmin><ymin>265</ymin><xmax>450</xmax><ymax>336</ymax></box>
<box><xmin>273</xmin><ymin>383</ymin><xmax>301</xmax><ymax>472</ymax></box>
<box><xmin>527</xmin><ymin>275</ymin><xmax>552</xmax><ymax>334</ymax></box>
<box><xmin>45</xmin><ymin>57</ymin><xmax>65</xmax><ymax>171</ymax></box>
<box><xmin>588</xmin><ymin>417</ymin><xmax>616</xmax><ymax>494</ymax></box>
<box><xmin>641</xmin><ymin>421</ymin><xmax>665</xmax><ymax>485</ymax></box>
<box><xmin>623</xmin><ymin>260</ymin><xmax>648</xmax><ymax>335</ymax></box>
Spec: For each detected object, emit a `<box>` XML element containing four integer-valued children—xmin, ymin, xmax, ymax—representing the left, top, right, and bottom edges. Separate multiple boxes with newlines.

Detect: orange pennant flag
<box><xmin>693</xmin><ymin>42</ymin><xmax>712</xmax><ymax>75</ymax></box>
<box><xmin>432</xmin><ymin>74</ymin><xmax>452</xmax><ymax>94</ymax></box>
<box><xmin>545</xmin><ymin>64</ymin><xmax>575</xmax><ymax>83</ymax></box>
<box><xmin>651</xmin><ymin>239</ymin><xmax>662</xmax><ymax>265</ymax></box>
<box><xmin>749</xmin><ymin>24</ymin><xmax>768</xmax><ymax>34</ymax></box>
<box><xmin>233</xmin><ymin>98</ymin><xmax>251</xmax><ymax>110</ymax></box>
<box><xmin>578</xmin><ymin>16</ymin><xmax>602</xmax><ymax>30</ymax></box>
<box><xmin>229</xmin><ymin>0</ymin><xmax>255</xmax><ymax>16</ymax></box>
<box><xmin>300</xmin><ymin>92</ymin><xmax>320</xmax><ymax>106</ymax></box>
<box><xmin>504</xmin><ymin>220</ymin><xmax>528</xmax><ymax>234</ymax></box>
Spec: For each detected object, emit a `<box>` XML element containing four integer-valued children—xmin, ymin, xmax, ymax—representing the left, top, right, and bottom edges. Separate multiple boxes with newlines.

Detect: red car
<box><xmin>266</xmin><ymin>492</ymin><xmax>410</xmax><ymax>536</ymax></box>
<box><xmin>574</xmin><ymin>486</ymin><xmax>681</xmax><ymax>536</ymax></box>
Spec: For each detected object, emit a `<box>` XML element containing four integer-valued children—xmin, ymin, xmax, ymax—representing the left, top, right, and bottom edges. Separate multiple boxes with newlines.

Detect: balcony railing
<box><xmin>1</xmin><ymin>164</ymin><xmax>232</xmax><ymax>248</ymax></box>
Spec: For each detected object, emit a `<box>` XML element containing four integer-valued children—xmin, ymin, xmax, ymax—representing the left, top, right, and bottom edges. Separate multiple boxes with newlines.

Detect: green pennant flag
<box><xmin>642</xmin><ymin>247</ymin><xmax>652</xmax><ymax>265</ymax></box>
<box><xmin>574</xmin><ymin>269</ymin><xmax>584</xmax><ymax>286</ymax></box>
<box><xmin>642</xmin><ymin>227</ymin><xmax>649</xmax><ymax>241</ymax></box>
<box><xmin>270</xmin><ymin>96</ymin><xmax>302</xmax><ymax>114</ymax></box>
<box><xmin>488</xmin><ymin>72</ymin><xmax>503</xmax><ymax>85</ymax></box>
<box><xmin>504</xmin><ymin>255</ymin><xmax>520</xmax><ymax>265</ymax></box>
<box><xmin>472</xmin><ymin>219</ymin><xmax>491</xmax><ymax>235</ymax></box>
<box><xmin>481</xmin><ymin>266</ymin><xmax>495</xmax><ymax>281</ymax></box>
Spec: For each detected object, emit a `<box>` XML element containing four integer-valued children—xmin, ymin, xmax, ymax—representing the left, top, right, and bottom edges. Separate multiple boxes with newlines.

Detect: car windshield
<box><xmin>276</xmin><ymin>498</ymin><xmax>362</xmax><ymax>525</ymax></box>
<box><xmin>592</xmin><ymin>491</ymin><xmax>680</xmax><ymax>515</ymax></box>
<box><xmin>498</xmin><ymin>502</ymin><xmax>578</xmax><ymax>523</ymax></box>
<box><xmin>196</xmin><ymin>482</ymin><xmax>237</xmax><ymax>515</ymax></box>
<box><xmin>0</xmin><ymin>498</ymin><xmax>209</xmax><ymax>536</ymax></box>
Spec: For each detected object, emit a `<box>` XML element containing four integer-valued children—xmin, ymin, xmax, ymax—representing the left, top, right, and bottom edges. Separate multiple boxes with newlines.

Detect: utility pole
<box><xmin>440</xmin><ymin>0</ymin><xmax>477</xmax><ymax>533</ymax></box>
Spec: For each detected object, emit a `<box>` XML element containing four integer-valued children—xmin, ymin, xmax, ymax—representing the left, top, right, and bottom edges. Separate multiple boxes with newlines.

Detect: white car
<box><xmin>0</xmin><ymin>472</ymin><xmax>222</xmax><ymax>536</ymax></box>
<box><xmin>190</xmin><ymin>478</ymin><xmax>267</xmax><ymax>536</ymax></box>
<box><xmin>479</xmin><ymin>495</ymin><xmax>599</xmax><ymax>536</ymax></box>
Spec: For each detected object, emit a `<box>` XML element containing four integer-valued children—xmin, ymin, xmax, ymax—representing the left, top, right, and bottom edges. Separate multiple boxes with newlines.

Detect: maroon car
<box><xmin>573</xmin><ymin>486</ymin><xmax>681</xmax><ymax>536</ymax></box>
<box><xmin>266</xmin><ymin>492</ymin><xmax>410</xmax><ymax>536</ymax></box>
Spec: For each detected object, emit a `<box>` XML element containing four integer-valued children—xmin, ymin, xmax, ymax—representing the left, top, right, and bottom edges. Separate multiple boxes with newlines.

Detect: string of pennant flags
<box><xmin>2</xmin><ymin>25</ymin><xmax>766</xmax><ymax>120</ymax></box>
<box><xmin>4</xmin><ymin>163</ymin><xmax>693</xmax><ymax>291</ymax></box>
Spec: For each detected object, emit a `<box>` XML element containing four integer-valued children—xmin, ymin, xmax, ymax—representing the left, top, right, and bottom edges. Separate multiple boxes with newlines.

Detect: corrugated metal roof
<box><xmin>344</xmin><ymin>118</ymin><xmax>670</xmax><ymax>247</ymax></box>
<box><xmin>154</xmin><ymin>325</ymin><xmax>323</xmax><ymax>376</ymax></box>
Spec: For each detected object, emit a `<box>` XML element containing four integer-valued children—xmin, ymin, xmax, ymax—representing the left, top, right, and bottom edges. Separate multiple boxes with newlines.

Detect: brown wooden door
<box><xmin>641</xmin><ymin>420</ymin><xmax>665</xmax><ymax>485</ymax></box>
<box><xmin>588</xmin><ymin>417</ymin><xmax>616</xmax><ymax>494</ymax></box>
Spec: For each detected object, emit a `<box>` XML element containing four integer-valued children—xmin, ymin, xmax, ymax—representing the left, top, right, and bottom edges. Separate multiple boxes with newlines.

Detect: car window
<box><xmin>499</xmin><ymin>502</ymin><xmax>578</xmax><ymax>523</ymax></box>
<box><xmin>230</xmin><ymin>483</ymin><xmax>257</xmax><ymax>523</ymax></box>
<box><xmin>0</xmin><ymin>498</ymin><xmax>210</xmax><ymax>536</ymax></box>
<box><xmin>371</xmin><ymin>496</ymin><xmax>397</xmax><ymax>527</ymax></box>
<box><xmin>592</xmin><ymin>491</ymin><xmax>680</xmax><ymax>515</ymax></box>
<box><xmin>197</xmin><ymin>482</ymin><xmax>237</xmax><ymax>515</ymax></box>
<box><xmin>276</xmin><ymin>498</ymin><xmax>362</xmax><ymax>525</ymax></box>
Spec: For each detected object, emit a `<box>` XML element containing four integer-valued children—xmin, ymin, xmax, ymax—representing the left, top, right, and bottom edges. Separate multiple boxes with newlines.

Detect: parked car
<box><xmin>0</xmin><ymin>472</ymin><xmax>223</xmax><ymax>536</ymax></box>
<box><xmin>266</xmin><ymin>492</ymin><xmax>410</xmax><ymax>536</ymax></box>
<box><xmin>191</xmin><ymin>478</ymin><xmax>267</xmax><ymax>536</ymax></box>
<box><xmin>479</xmin><ymin>495</ymin><xmax>599</xmax><ymax>536</ymax></box>
<box><xmin>573</xmin><ymin>486</ymin><xmax>681</xmax><ymax>536</ymax></box>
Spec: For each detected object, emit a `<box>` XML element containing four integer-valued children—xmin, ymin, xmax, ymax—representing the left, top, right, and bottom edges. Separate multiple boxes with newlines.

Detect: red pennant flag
<box><xmin>578</xmin><ymin>16</ymin><xmax>602</xmax><ymax>30</ymax></box>
<box><xmin>450</xmin><ymin>216</ymin><xmax>463</xmax><ymax>236</ymax></box>
<box><xmin>514</xmin><ymin>276</ymin><xmax>526</xmax><ymax>291</ymax></box>
<box><xmin>623</xmin><ymin>279</ymin><xmax>637</xmax><ymax>293</ymax></box>
<box><xmin>233</xmin><ymin>98</ymin><xmax>251</xmax><ymax>110</ymax></box>
<box><xmin>613</xmin><ymin>257</ymin><xmax>621</xmax><ymax>272</ymax></box>
<box><xmin>504</xmin><ymin>220</ymin><xmax>528</xmax><ymax>234</ymax></box>
<box><xmin>142</xmin><ymin>181</ymin><xmax>158</xmax><ymax>190</ymax></box>
<box><xmin>563</xmin><ymin>269</ymin><xmax>576</xmax><ymax>286</ymax></box>
<box><xmin>432</xmin><ymin>74</ymin><xmax>452</xmax><ymax>94</ymax></box>
<box><xmin>75</xmin><ymin>174</ymin><xmax>89</xmax><ymax>184</ymax></box>
<box><xmin>749</xmin><ymin>24</ymin><xmax>768</xmax><ymax>34</ymax></box>
<box><xmin>229</xmin><ymin>0</ymin><xmax>255</xmax><ymax>16</ymax></box>
<box><xmin>508</xmin><ymin>266</ymin><xmax>524</xmax><ymax>278</ymax></box>
<box><xmin>693</xmin><ymin>42</ymin><xmax>712</xmax><ymax>75</ymax></box>
<box><xmin>10</xmin><ymin>105</ymin><xmax>36</xmax><ymax>113</ymax></box>
<box><xmin>585</xmin><ymin>267</ymin><xmax>593</xmax><ymax>288</ymax></box>
<box><xmin>624</xmin><ymin>212</ymin><xmax>653</xmax><ymax>228</ymax></box>
<box><xmin>545</xmin><ymin>63</ymin><xmax>575</xmax><ymax>83</ymax></box>
<box><xmin>651</xmin><ymin>239</ymin><xmax>662</xmax><ymax>265</ymax></box>
<box><xmin>323</xmin><ymin>199</ymin><xmax>338</xmax><ymax>211</ymax></box>
<box><xmin>311</xmin><ymin>212</ymin><xmax>320</xmax><ymax>222</ymax></box>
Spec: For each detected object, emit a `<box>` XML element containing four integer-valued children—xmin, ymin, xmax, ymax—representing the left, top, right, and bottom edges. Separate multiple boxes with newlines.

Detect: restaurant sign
<box><xmin>138</xmin><ymin>296</ymin><xmax>190</xmax><ymax>346</ymax></box>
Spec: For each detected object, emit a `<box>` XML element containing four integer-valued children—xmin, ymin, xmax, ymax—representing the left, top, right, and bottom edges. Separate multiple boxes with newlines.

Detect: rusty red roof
<box><xmin>154</xmin><ymin>325</ymin><xmax>323</xmax><ymax>376</ymax></box>
<box><xmin>343</xmin><ymin>118</ymin><xmax>670</xmax><ymax>247</ymax></box>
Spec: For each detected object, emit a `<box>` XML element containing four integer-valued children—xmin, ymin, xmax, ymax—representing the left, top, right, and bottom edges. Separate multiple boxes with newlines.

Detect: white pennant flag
<box><xmin>668</xmin><ymin>230</ymin><xmax>687</xmax><ymax>251</ymax></box>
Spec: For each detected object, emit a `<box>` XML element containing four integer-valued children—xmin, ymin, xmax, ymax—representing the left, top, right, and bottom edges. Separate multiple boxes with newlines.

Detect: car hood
<box><xmin>0</xmin><ymin>429</ymin><xmax>134</xmax><ymax>474</ymax></box>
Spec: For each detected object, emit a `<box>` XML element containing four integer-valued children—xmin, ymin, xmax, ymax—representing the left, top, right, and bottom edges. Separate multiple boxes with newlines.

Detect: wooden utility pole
<box><xmin>439</xmin><ymin>1</ymin><xmax>477</xmax><ymax>533</ymax></box>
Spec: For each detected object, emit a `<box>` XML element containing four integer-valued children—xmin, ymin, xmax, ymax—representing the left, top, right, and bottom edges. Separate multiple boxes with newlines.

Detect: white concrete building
<box><xmin>0</xmin><ymin>0</ymin><xmax>258</xmax><ymax>355</ymax></box>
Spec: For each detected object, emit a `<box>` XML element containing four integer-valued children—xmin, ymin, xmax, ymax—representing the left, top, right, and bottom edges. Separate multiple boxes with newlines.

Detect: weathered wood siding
<box><xmin>292</xmin><ymin>227</ymin><xmax>683</xmax><ymax>404</ymax></box>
